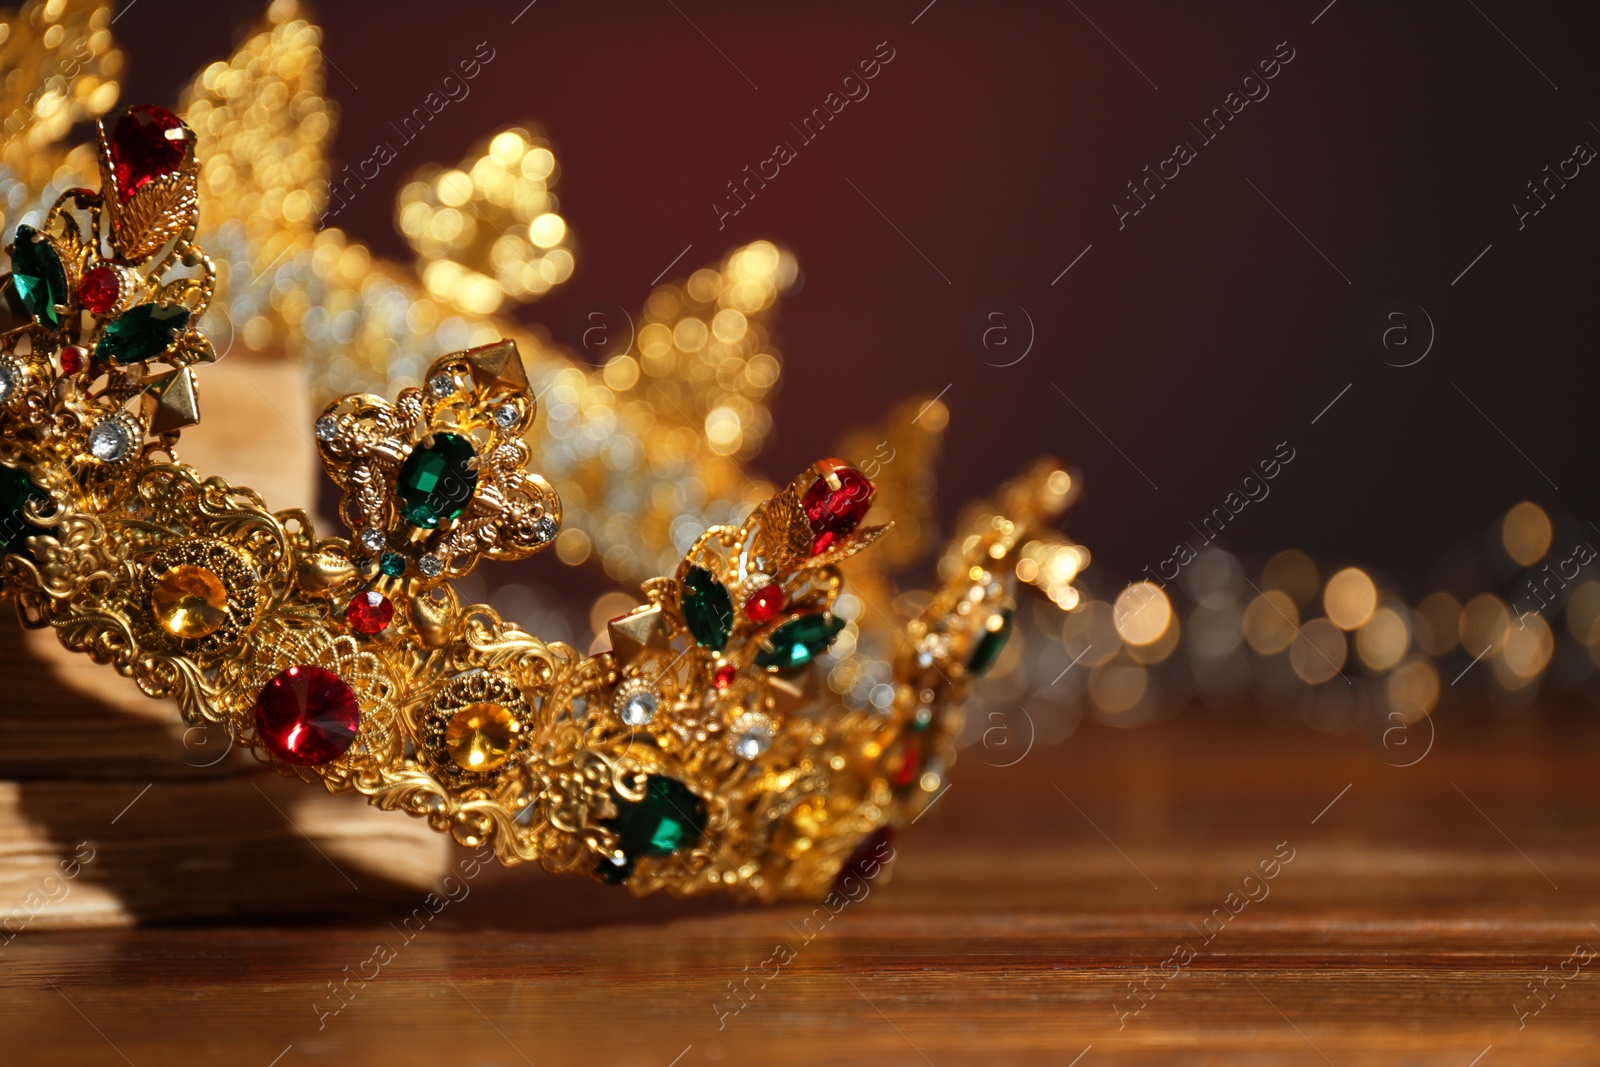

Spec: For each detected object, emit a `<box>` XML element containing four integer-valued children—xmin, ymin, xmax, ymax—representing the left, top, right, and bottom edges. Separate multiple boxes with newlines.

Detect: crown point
<box><xmin>109</xmin><ymin>105</ymin><xmax>193</xmax><ymax>203</ymax></box>
<box><xmin>461</xmin><ymin>339</ymin><xmax>530</xmax><ymax>397</ymax></box>
<box><xmin>142</xmin><ymin>366</ymin><xmax>201</xmax><ymax>434</ymax></box>
<box><xmin>802</xmin><ymin>463</ymin><xmax>875</xmax><ymax>555</ymax></box>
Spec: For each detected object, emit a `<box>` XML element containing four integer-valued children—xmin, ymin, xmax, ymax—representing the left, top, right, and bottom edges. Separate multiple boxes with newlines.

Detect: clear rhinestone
<box><xmin>532</xmin><ymin>516</ymin><xmax>557</xmax><ymax>542</ymax></box>
<box><xmin>314</xmin><ymin>414</ymin><xmax>337</xmax><ymax>441</ymax></box>
<box><xmin>360</xmin><ymin>529</ymin><xmax>386</xmax><ymax>552</ymax></box>
<box><xmin>0</xmin><ymin>361</ymin><xmax>17</xmax><ymax>402</ymax></box>
<box><xmin>427</xmin><ymin>373</ymin><xmax>456</xmax><ymax>398</ymax></box>
<box><xmin>417</xmin><ymin>553</ymin><xmax>443</xmax><ymax>578</ymax></box>
<box><xmin>730</xmin><ymin>712</ymin><xmax>774</xmax><ymax>760</ymax></box>
<box><xmin>493</xmin><ymin>403</ymin><xmax>518</xmax><ymax>429</ymax></box>
<box><xmin>88</xmin><ymin>419</ymin><xmax>131</xmax><ymax>462</ymax></box>
<box><xmin>617</xmin><ymin>687</ymin><xmax>657</xmax><ymax>727</ymax></box>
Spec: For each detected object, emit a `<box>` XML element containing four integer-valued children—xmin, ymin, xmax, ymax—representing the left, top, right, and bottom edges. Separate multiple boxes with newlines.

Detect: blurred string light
<box><xmin>908</xmin><ymin>498</ymin><xmax>1600</xmax><ymax>753</ymax></box>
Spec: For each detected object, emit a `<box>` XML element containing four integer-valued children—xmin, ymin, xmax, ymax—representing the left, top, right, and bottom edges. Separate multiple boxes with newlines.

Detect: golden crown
<box><xmin>0</xmin><ymin>104</ymin><xmax>1080</xmax><ymax>900</ymax></box>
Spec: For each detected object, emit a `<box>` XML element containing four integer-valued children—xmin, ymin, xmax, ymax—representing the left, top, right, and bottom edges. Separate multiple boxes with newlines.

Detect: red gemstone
<box><xmin>801</xmin><ymin>461</ymin><xmax>875</xmax><ymax>555</ymax></box>
<box><xmin>59</xmin><ymin>346</ymin><xmax>86</xmax><ymax>375</ymax></box>
<box><xmin>743</xmin><ymin>583</ymin><xmax>786</xmax><ymax>624</ymax></box>
<box><xmin>78</xmin><ymin>265</ymin><xmax>120</xmax><ymax>314</ymax></box>
<box><xmin>109</xmin><ymin>105</ymin><xmax>192</xmax><ymax>203</ymax></box>
<box><xmin>345</xmin><ymin>590</ymin><xmax>394</xmax><ymax>634</ymax></box>
<box><xmin>254</xmin><ymin>665</ymin><xmax>360</xmax><ymax>766</ymax></box>
<box><xmin>891</xmin><ymin>742</ymin><xmax>922</xmax><ymax>788</ymax></box>
<box><xmin>713</xmin><ymin>664</ymin><xmax>737</xmax><ymax>690</ymax></box>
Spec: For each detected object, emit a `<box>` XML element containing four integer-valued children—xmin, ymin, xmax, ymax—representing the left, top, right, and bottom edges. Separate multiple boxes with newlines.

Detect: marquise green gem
<box><xmin>10</xmin><ymin>226</ymin><xmax>67</xmax><ymax>329</ymax></box>
<box><xmin>96</xmin><ymin>303</ymin><xmax>191</xmax><ymax>364</ymax></box>
<box><xmin>397</xmin><ymin>432</ymin><xmax>477</xmax><ymax>528</ymax></box>
<box><xmin>966</xmin><ymin>608</ymin><xmax>1015</xmax><ymax>676</ymax></box>
<box><xmin>754</xmin><ymin>611</ymin><xmax>845</xmax><ymax>671</ymax></box>
<box><xmin>605</xmin><ymin>775</ymin><xmax>707</xmax><ymax>861</ymax></box>
<box><xmin>681</xmin><ymin>565</ymin><xmax>733</xmax><ymax>651</ymax></box>
<box><xmin>0</xmin><ymin>465</ymin><xmax>49</xmax><ymax>559</ymax></box>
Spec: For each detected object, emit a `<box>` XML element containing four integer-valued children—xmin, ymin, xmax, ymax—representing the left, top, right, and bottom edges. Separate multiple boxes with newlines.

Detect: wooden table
<box><xmin>3</xmin><ymin>706</ymin><xmax>1596</xmax><ymax>1065</ymax></box>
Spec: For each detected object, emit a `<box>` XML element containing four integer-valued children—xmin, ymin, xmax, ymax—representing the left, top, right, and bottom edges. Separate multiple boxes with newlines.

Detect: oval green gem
<box><xmin>0</xmin><ymin>465</ymin><xmax>49</xmax><ymax>559</ymax></box>
<box><xmin>681</xmin><ymin>565</ymin><xmax>733</xmax><ymax>651</ymax></box>
<box><xmin>754</xmin><ymin>611</ymin><xmax>845</xmax><ymax>671</ymax></box>
<box><xmin>605</xmin><ymin>775</ymin><xmax>707</xmax><ymax>861</ymax></box>
<box><xmin>966</xmin><ymin>608</ymin><xmax>1015</xmax><ymax>676</ymax></box>
<box><xmin>96</xmin><ymin>303</ymin><xmax>191</xmax><ymax>364</ymax></box>
<box><xmin>397</xmin><ymin>433</ymin><xmax>478</xmax><ymax>528</ymax></box>
<box><xmin>11</xmin><ymin>226</ymin><xmax>68</xmax><ymax>329</ymax></box>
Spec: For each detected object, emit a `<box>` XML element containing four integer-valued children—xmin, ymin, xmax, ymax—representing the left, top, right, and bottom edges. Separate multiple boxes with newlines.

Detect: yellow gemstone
<box><xmin>444</xmin><ymin>702</ymin><xmax>521</xmax><ymax>772</ymax></box>
<box><xmin>150</xmin><ymin>564</ymin><xmax>229</xmax><ymax>639</ymax></box>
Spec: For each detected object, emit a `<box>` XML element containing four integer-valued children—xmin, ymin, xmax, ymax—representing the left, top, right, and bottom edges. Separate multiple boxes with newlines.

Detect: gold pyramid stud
<box><xmin>142</xmin><ymin>366</ymin><xmax>201</xmax><ymax>434</ymax></box>
<box><xmin>463</xmin><ymin>340</ymin><xmax>529</xmax><ymax>397</ymax></box>
<box><xmin>609</xmin><ymin>604</ymin><xmax>670</xmax><ymax>667</ymax></box>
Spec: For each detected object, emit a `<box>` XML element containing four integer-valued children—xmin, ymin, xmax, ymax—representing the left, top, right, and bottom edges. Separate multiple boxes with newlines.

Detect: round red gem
<box><xmin>801</xmin><ymin>461</ymin><xmax>875</xmax><ymax>556</ymax></box>
<box><xmin>345</xmin><ymin>591</ymin><xmax>394</xmax><ymax>634</ymax></box>
<box><xmin>78</xmin><ymin>265</ymin><xmax>120</xmax><ymax>314</ymax></box>
<box><xmin>743</xmin><ymin>583</ymin><xmax>786</xmax><ymax>624</ymax></box>
<box><xmin>109</xmin><ymin>105</ymin><xmax>191</xmax><ymax>203</ymax></box>
<box><xmin>254</xmin><ymin>665</ymin><xmax>360</xmax><ymax>766</ymax></box>
<box><xmin>59</xmin><ymin>346</ymin><xmax>86</xmax><ymax>375</ymax></box>
<box><xmin>713</xmin><ymin>664</ymin><xmax>737</xmax><ymax>690</ymax></box>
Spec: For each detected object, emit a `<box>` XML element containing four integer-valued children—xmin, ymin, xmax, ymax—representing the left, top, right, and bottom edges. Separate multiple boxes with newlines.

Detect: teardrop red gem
<box><xmin>801</xmin><ymin>462</ymin><xmax>875</xmax><ymax>555</ymax></box>
<box><xmin>109</xmin><ymin>105</ymin><xmax>191</xmax><ymax>203</ymax></box>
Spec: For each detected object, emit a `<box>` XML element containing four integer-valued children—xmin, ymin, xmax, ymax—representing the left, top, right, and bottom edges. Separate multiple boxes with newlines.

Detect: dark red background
<box><xmin>120</xmin><ymin>1</ymin><xmax>1600</xmax><ymax>591</ymax></box>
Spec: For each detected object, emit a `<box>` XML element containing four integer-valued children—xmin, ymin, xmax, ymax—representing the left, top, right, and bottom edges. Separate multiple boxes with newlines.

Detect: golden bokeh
<box><xmin>1089</xmin><ymin>661</ymin><xmax>1148</xmax><ymax>715</ymax></box>
<box><xmin>1356</xmin><ymin>606</ymin><xmax>1409</xmax><ymax>672</ymax></box>
<box><xmin>1324</xmin><ymin>567</ymin><xmax>1377</xmax><ymax>631</ymax></box>
<box><xmin>1501</xmin><ymin>501</ymin><xmax>1552</xmax><ymax>567</ymax></box>
<box><xmin>1114</xmin><ymin>581</ymin><xmax>1171</xmax><ymax>646</ymax></box>
<box><xmin>1061</xmin><ymin>600</ymin><xmax>1121</xmax><ymax>667</ymax></box>
<box><xmin>1415</xmin><ymin>591</ymin><xmax>1461</xmax><ymax>657</ymax></box>
<box><xmin>1497</xmin><ymin>615</ymin><xmax>1553</xmax><ymax>686</ymax></box>
<box><xmin>1385</xmin><ymin>656</ymin><xmax>1440</xmax><ymax>718</ymax></box>
<box><xmin>1242</xmin><ymin>590</ymin><xmax>1299</xmax><ymax>655</ymax></box>
<box><xmin>1458</xmin><ymin>593</ymin><xmax>1509</xmax><ymax>658</ymax></box>
<box><xmin>1290</xmin><ymin>618</ymin><xmax>1347</xmax><ymax>685</ymax></box>
<box><xmin>1565</xmin><ymin>580</ymin><xmax>1600</xmax><ymax>641</ymax></box>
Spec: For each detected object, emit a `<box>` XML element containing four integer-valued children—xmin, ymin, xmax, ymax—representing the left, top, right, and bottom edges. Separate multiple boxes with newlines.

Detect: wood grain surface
<box><xmin>1</xmin><ymin>705</ymin><xmax>1595</xmax><ymax>1065</ymax></box>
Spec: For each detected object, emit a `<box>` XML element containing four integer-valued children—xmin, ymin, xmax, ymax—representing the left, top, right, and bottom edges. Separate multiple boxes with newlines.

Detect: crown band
<box><xmin>0</xmin><ymin>105</ymin><xmax>1077</xmax><ymax>901</ymax></box>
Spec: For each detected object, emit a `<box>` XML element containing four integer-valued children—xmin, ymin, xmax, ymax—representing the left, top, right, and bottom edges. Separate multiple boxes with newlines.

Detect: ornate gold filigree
<box><xmin>0</xmin><ymin>96</ymin><xmax>1082</xmax><ymax>904</ymax></box>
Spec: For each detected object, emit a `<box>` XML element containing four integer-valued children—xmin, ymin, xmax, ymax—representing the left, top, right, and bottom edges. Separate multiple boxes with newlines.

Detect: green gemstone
<box><xmin>96</xmin><ymin>303</ymin><xmax>191</xmax><ymax>364</ymax></box>
<box><xmin>0</xmin><ymin>465</ymin><xmax>49</xmax><ymax>559</ymax></box>
<box><xmin>596</xmin><ymin>855</ymin><xmax>634</xmax><ymax>885</ymax></box>
<box><xmin>10</xmin><ymin>226</ymin><xmax>67</xmax><ymax>329</ymax></box>
<box><xmin>754</xmin><ymin>611</ymin><xmax>845</xmax><ymax>671</ymax></box>
<box><xmin>605</xmin><ymin>775</ymin><xmax>707</xmax><ymax>861</ymax></box>
<box><xmin>967</xmin><ymin>608</ymin><xmax>1015</xmax><ymax>676</ymax></box>
<box><xmin>681</xmin><ymin>565</ymin><xmax>733</xmax><ymax>651</ymax></box>
<box><xmin>397</xmin><ymin>433</ymin><xmax>477</xmax><ymax>528</ymax></box>
<box><xmin>378</xmin><ymin>551</ymin><xmax>407</xmax><ymax>577</ymax></box>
